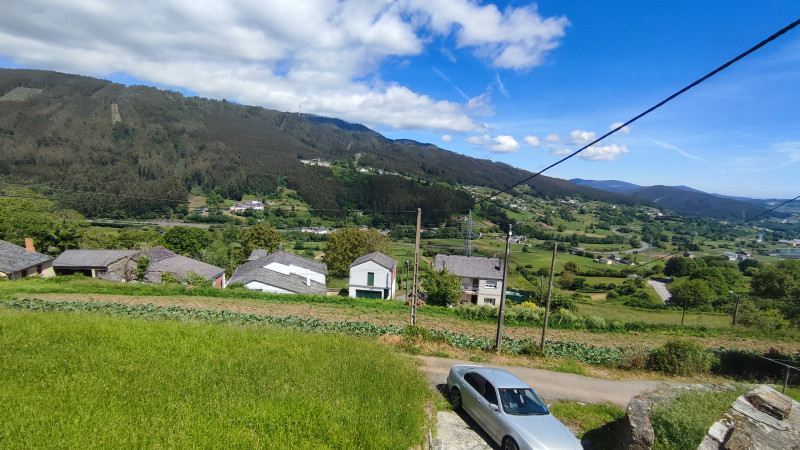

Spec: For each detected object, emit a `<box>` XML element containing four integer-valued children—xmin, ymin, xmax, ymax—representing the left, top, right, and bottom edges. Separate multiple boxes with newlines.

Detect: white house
<box><xmin>348</xmin><ymin>252</ymin><xmax>397</xmax><ymax>299</ymax></box>
<box><xmin>433</xmin><ymin>254</ymin><xmax>503</xmax><ymax>306</ymax></box>
<box><xmin>229</xmin><ymin>250</ymin><xmax>327</xmax><ymax>295</ymax></box>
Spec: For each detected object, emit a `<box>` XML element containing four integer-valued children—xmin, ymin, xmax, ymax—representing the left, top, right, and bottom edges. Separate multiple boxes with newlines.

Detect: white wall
<box><xmin>348</xmin><ymin>261</ymin><xmax>395</xmax><ymax>299</ymax></box>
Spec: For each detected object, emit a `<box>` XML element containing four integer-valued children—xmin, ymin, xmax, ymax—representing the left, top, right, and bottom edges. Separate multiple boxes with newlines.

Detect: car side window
<box><xmin>464</xmin><ymin>372</ymin><xmax>485</xmax><ymax>393</ymax></box>
<box><xmin>482</xmin><ymin>381</ymin><xmax>498</xmax><ymax>405</ymax></box>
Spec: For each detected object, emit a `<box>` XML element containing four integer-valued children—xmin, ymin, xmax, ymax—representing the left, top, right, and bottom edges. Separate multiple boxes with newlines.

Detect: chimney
<box><xmin>24</xmin><ymin>238</ymin><xmax>35</xmax><ymax>253</ymax></box>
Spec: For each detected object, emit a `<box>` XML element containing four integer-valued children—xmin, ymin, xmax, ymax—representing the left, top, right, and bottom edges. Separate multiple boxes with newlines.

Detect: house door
<box><xmin>355</xmin><ymin>290</ymin><xmax>382</xmax><ymax>299</ymax></box>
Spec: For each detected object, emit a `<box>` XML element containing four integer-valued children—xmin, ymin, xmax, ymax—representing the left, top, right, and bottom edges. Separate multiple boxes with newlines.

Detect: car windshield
<box><xmin>498</xmin><ymin>388</ymin><xmax>549</xmax><ymax>415</ymax></box>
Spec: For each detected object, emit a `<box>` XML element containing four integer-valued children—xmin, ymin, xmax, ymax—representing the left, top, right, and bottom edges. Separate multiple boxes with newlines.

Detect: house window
<box><xmin>485</xmin><ymin>280</ymin><xmax>497</xmax><ymax>289</ymax></box>
<box><xmin>367</xmin><ymin>272</ymin><xmax>375</xmax><ymax>286</ymax></box>
<box><xmin>483</xmin><ymin>298</ymin><xmax>495</xmax><ymax>305</ymax></box>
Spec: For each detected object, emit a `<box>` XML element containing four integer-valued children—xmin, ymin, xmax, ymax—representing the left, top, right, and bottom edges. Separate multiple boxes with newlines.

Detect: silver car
<box><xmin>446</xmin><ymin>365</ymin><xmax>582</xmax><ymax>450</ymax></box>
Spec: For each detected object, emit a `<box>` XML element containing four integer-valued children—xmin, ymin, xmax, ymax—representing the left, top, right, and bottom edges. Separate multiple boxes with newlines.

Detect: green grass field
<box><xmin>0</xmin><ymin>307</ymin><xmax>431</xmax><ymax>448</ymax></box>
<box><xmin>576</xmin><ymin>302</ymin><xmax>733</xmax><ymax>328</ymax></box>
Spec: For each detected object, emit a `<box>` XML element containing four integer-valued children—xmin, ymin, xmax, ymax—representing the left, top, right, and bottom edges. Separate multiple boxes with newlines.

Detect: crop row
<box><xmin>5</xmin><ymin>298</ymin><xmax>622</xmax><ymax>366</ymax></box>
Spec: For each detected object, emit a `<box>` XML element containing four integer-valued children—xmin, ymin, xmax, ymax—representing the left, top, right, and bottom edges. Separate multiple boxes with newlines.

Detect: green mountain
<box><xmin>0</xmin><ymin>68</ymin><xmax>638</xmax><ymax>223</ymax></box>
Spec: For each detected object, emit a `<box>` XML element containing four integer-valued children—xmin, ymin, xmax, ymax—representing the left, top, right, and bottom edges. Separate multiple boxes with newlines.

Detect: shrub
<box><xmin>618</xmin><ymin>346</ymin><xmax>650</xmax><ymax>370</ymax></box>
<box><xmin>182</xmin><ymin>271</ymin><xmax>212</xmax><ymax>288</ymax></box>
<box><xmin>584</xmin><ymin>315</ymin><xmax>607</xmax><ymax>331</ymax></box>
<box><xmin>646</xmin><ymin>338</ymin><xmax>714</xmax><ymax>376</ymax></box>
<box><xmin>519</xmin><ymin>342</ymin><xmax>544</xmax><ymax>357</ymax></box>
<box><xmin>160</xmin><ymin>272</ymin><xmax>179</xmax><ymax>284</ymax></box>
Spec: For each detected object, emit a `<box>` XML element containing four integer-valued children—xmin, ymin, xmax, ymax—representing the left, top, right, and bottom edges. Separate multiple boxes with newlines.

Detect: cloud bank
<box><xmin>0</xmin><ymin>0</ymin><xmax>568</xmax><ymax>132</ymax></box>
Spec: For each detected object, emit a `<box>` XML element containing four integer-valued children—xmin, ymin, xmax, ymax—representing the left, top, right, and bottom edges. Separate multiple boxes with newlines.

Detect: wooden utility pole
<box><xmin>495</xmin><ymin>224</ymin><xmax>512</xmax><ymax>352</ymax></box>
<box><xmin>540</xmin><ymin>243</ymin><xmax>558</xmax><ymax>350</ymax></box>
<box><xmin>410</xmin><ymin>208</ymin><xmax>421</xmax><ymax>325</ymax></box>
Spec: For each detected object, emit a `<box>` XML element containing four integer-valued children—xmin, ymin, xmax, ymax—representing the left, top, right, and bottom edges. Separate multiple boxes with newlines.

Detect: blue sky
<box><xmin>1</xmin><ymin>1</ymin><xmax>798</xmax><ymax>198</ymax></box>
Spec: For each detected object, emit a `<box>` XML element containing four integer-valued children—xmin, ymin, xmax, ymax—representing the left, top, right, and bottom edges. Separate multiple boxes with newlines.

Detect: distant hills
<box><xmin>571</xmin><ymin>179</ymin><xmax>772</xmax><ymax>220</ymax></box>
<box><xmin>0</xmin><ymin>68</ymin><xmax>776</xmax><ymax>222</ymax></box>
<box><xmin>0</xmin><ymin>68</ymin><xmax>638</xmax><ymax>221</ymax></box>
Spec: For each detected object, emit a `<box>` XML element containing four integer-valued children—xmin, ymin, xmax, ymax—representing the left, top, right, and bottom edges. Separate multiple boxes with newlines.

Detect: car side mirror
<box><xmin>546</xmin><ymin>404</ymin><xmax>551</xmax><ymax>410</ymax></box>
<box><xmin>491</xmin><ymin>404</ymin><xmax>499</xmax><ymax>411</ymax></box>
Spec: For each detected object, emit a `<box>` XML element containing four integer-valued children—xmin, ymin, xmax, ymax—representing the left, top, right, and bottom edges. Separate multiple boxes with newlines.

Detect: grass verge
<box><xmin>0</xmin><ymin>307</ymin><xmax>431</xmax><ymax>448</ymax></box>
<box><xmin>650</xmin><ymin>387</ymin><xmax>748</xmax><ymax>450</ymax></box>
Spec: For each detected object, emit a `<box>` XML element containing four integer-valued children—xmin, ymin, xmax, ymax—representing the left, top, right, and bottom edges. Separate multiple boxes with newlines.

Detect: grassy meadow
<box><xmin>0</xmin><ymin>307</ymin><xmax>431</xmax><ymax>449</ymax></box>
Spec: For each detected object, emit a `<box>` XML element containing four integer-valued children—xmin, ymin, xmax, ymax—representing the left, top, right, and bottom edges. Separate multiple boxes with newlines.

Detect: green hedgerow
<box><xmin>647</xmin><ymin>338</ymin><xmax>715</xmax><ymax>376</ymax></box>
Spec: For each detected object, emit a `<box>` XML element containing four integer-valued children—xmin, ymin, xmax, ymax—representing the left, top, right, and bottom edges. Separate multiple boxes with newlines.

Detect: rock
<box><xmin>702</xmin><ymin>385</ymin><xmax>800</xmax><ymax>450</ymax></box>
<box><xmin>745</xmin><ymin>387</ymin><xmax>792</xmax><ymax>420</ymax></box>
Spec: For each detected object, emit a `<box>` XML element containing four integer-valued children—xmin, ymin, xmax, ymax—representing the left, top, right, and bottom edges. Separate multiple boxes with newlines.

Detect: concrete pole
<box><xmin>410</xmin><ymin>208</ymin><xmax>421</xmax><ymax>326</ymax></box>
<box><xmin>540</xmin><ymin>243</ymin><xmax>558</xmax><ymax>351</ymax></box>
<box><xmin>496</xmin><ymin>224</ymin><xmax>512</xmax><ymax>352</ymax></box>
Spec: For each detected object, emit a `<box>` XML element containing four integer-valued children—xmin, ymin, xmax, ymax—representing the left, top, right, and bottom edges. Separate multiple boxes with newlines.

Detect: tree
<box><xmin>0</xmin><ymin>186</ymin><xmax>88</xmax><ymax>253</ymax></box>
<box><xmin>162</xmin><ymin>226</ymin><xmax>209</xmax><ymax>257</ymax></box>
<box><xmin>240</xmin><ymin>222</ymin><xmax>281</xmax><ymax>253</ymax></box>
<box><xmin>323</xmin><ymin>228</ymin><xmax>394</xmax><ymax>278</ymax></box>
<box><xmin>664</xmin><ymin>257</ymin><xmax>702</xmax><ymax>278</ymax></box>
<box><xmin>750</xmin><ymin>260</ymin><xmax>800</xmax><ymax>300</ymax></box>
<box><xmin>563</xmin><ymin>261</ymin><xmax>578</xmax><ymax>274</ymax></box>
<box><xmin>134</xmin><ymin>257</ymin><xmax>149</xmax><ymax>281</ymax></box>
<box><xmin>667</xmin><ymin>278</ymin><xmax>715</xmax><ymax>311</ymax></box>
<box><xmin>422</xmin><ymin>268</ymin><xmax>461</xmax><ymax>306</ymax></box>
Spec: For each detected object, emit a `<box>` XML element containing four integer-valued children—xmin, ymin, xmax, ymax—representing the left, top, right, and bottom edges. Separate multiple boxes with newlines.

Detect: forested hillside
<box><xmin>0</xmin><ymin>69</ymin><xmax>635</xmax><ymax>221</ymax></box>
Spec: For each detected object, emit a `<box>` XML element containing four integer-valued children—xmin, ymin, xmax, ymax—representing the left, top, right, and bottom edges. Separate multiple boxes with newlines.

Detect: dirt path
<box><xmin>416</xmin><ymin>355</ymin><xmax>676</xmax><ymax>408</ymax></box>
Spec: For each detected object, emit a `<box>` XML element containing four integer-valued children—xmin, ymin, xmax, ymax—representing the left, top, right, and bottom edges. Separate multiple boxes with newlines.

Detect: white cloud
<box><xmin>523</xmin><ymin>135</ymin><xmax>540</xmax><ymax>147</ymax></box>
<box><xmin>0</xmin><ymin>0</ymin><xmax>568</xmax><ymax>132</ymax></box>
<box><xmin>441</xmin><ymin>134</ymin><xmax>453</xmax><ymax>143</ymax></box>
<box><xmin>552</xmin><ymin>148</ymin><xmax>573</xmax><ymax>156</ymax></box>
<box><xmin>466</xmin><ymin>134</ymin><xmax>520</xmax><ymax>153</ymax></box>
<box><xmin>775</xmin><ymin>141</ymin><xmax>800</xmax><ymax>167</ymax></box>
<box><xmin>578</xmin><ymin>144</ymin><xmax>629</xmax><ymax>161</ymax></box>
<box><xmin>652</xmin><ymin>140</ymin><xmax>705</xmax><ymax>161</ymax></box>
<box><xmin>545</xmin><ymin>133</ymin><xmax>560</xmax><ymax>142</ymax></box>
<box><xmin>490</xmin><ymin>135</ymin><xmax>520</xmax><ymax>153</ymax></box>
<box><xmin>567</xmin><ymin>129</ymin><xmax>596</xmax><ymax>146</ymax></box>
<box><xmin>610</xmin><ymin>122</ymin><xmax>631</xmax><ymax>134</ymax></box>
<box><xmin>466</xmin><ymin>134</ymin><xmax>492</xmax><ymax>145</ymax></box>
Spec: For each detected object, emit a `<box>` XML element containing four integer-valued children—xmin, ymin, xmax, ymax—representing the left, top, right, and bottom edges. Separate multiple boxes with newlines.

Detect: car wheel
<box><xmin>450</xmin><ymin>387</ymin><xmax>462</xmax><ymax>410</ymax></box>
<box><xmin>503</xmin><ymin>437</ymin><xmax>519</xmax><ymax>450</ymax></box>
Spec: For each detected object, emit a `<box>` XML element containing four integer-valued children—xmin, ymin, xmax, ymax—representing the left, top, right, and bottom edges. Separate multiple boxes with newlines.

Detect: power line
<box><xmin>477</xmin><ymin>17</ymin><xmax>800</xmax><ymax>205</ymax></box>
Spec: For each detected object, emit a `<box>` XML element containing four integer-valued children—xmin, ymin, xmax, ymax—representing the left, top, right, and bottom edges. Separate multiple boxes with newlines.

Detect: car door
<box><xmin>476</xmin><ymin>380</ymin><xmax>503</xmax><ymax>443</ymax></box>
<box><xmin>461</xmin><ymin>372</ymin><xmax>484</xmax><ymax>418</ymax></box>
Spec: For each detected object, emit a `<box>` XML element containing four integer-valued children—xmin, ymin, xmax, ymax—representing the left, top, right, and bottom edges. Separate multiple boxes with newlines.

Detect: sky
<box><xmin>1</xmin><ymin>1</ymin><xmax>799</xmax><ymax>199</ymax></box>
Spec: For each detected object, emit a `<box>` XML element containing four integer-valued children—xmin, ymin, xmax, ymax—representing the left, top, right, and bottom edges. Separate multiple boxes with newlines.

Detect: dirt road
<box><xmin>416</xmin><ymin>355</ymin><xmax>678</xmax><ymax>408</ymax></box>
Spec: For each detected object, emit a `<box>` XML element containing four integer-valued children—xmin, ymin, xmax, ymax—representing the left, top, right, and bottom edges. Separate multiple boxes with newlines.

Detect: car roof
<box><xmin>469</xmin><ymin>367</ymin><xmax>530</xmax><ymax>389</ymax></box>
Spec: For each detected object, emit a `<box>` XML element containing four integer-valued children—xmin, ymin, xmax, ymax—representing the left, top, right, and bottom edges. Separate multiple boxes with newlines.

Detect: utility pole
<box><xmin>681</xmin><ymin>292</ymin><xmax>690</xmax><ymax>327</ymax></box>
<box><xmin>405</xmin><ymin>260</ymin><xmax>410</xmax><ymax>300</ymax></box>
<box><xmin>410</xmin><ymin>208</ymin><xmax>421</xmax><ymax>325</ymax></box>
<box><xmin>540</xmin><ymin>243</ymin><xmax>557</xmax><ymax>351</ymax></box>
<box><xmin>496</xmin><ymin>224</ymin><xmax>512</xmax><ymax>352</ymax></box>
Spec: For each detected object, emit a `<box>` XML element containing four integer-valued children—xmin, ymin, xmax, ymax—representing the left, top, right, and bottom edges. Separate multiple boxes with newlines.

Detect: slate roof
<box><xmin>141</xmin><ymin>247</ymin><xmax>225</xmax><ymax>282</ymax></box>
<box><xmin>228</xmin><ymin>256</ymin><xmax>326</xmax><ymax>295</ymax></box>
<box><xmin>349</xmin><ymin>251</ymin><xmax>397</xmax><ymax>270</ymax></box>
<box><xmin>0</xmin><ymin>240</ymin><xmax>53</xmax><ymax>274</ymax></box>
<box><xmin>53</xmin><ymin>249</ymin><xmax>137</xmax><ymax>269</ymax></box>
<box><xmin>259</xmin><ymin>251</ymin><xmax>328</xmax><ymax>275</ymax></box>
<box><xmin>433</xmin><ymin>254</ymin><xmax>503</xmax><ymax>279</ymax></box>
<box><xmin>247</xmin><ymin>249</ymin><xmax>270</xmax><ymax>261</ymax></box>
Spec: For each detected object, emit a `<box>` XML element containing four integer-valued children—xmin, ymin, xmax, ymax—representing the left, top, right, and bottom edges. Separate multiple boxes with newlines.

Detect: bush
<box><xmin>618</xmin><ymin>346</ymin><xmax>650</xmax><ymax>370</ymax></box>
<box><xmin>646</xmin><ymin>338</ymin><xmax>714</xmax><ymax>376</ymax></box>
<box><xmin>584</xmin><ymin>315</ymin><xmax>607</xmax><ymax>331</ymax></box>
